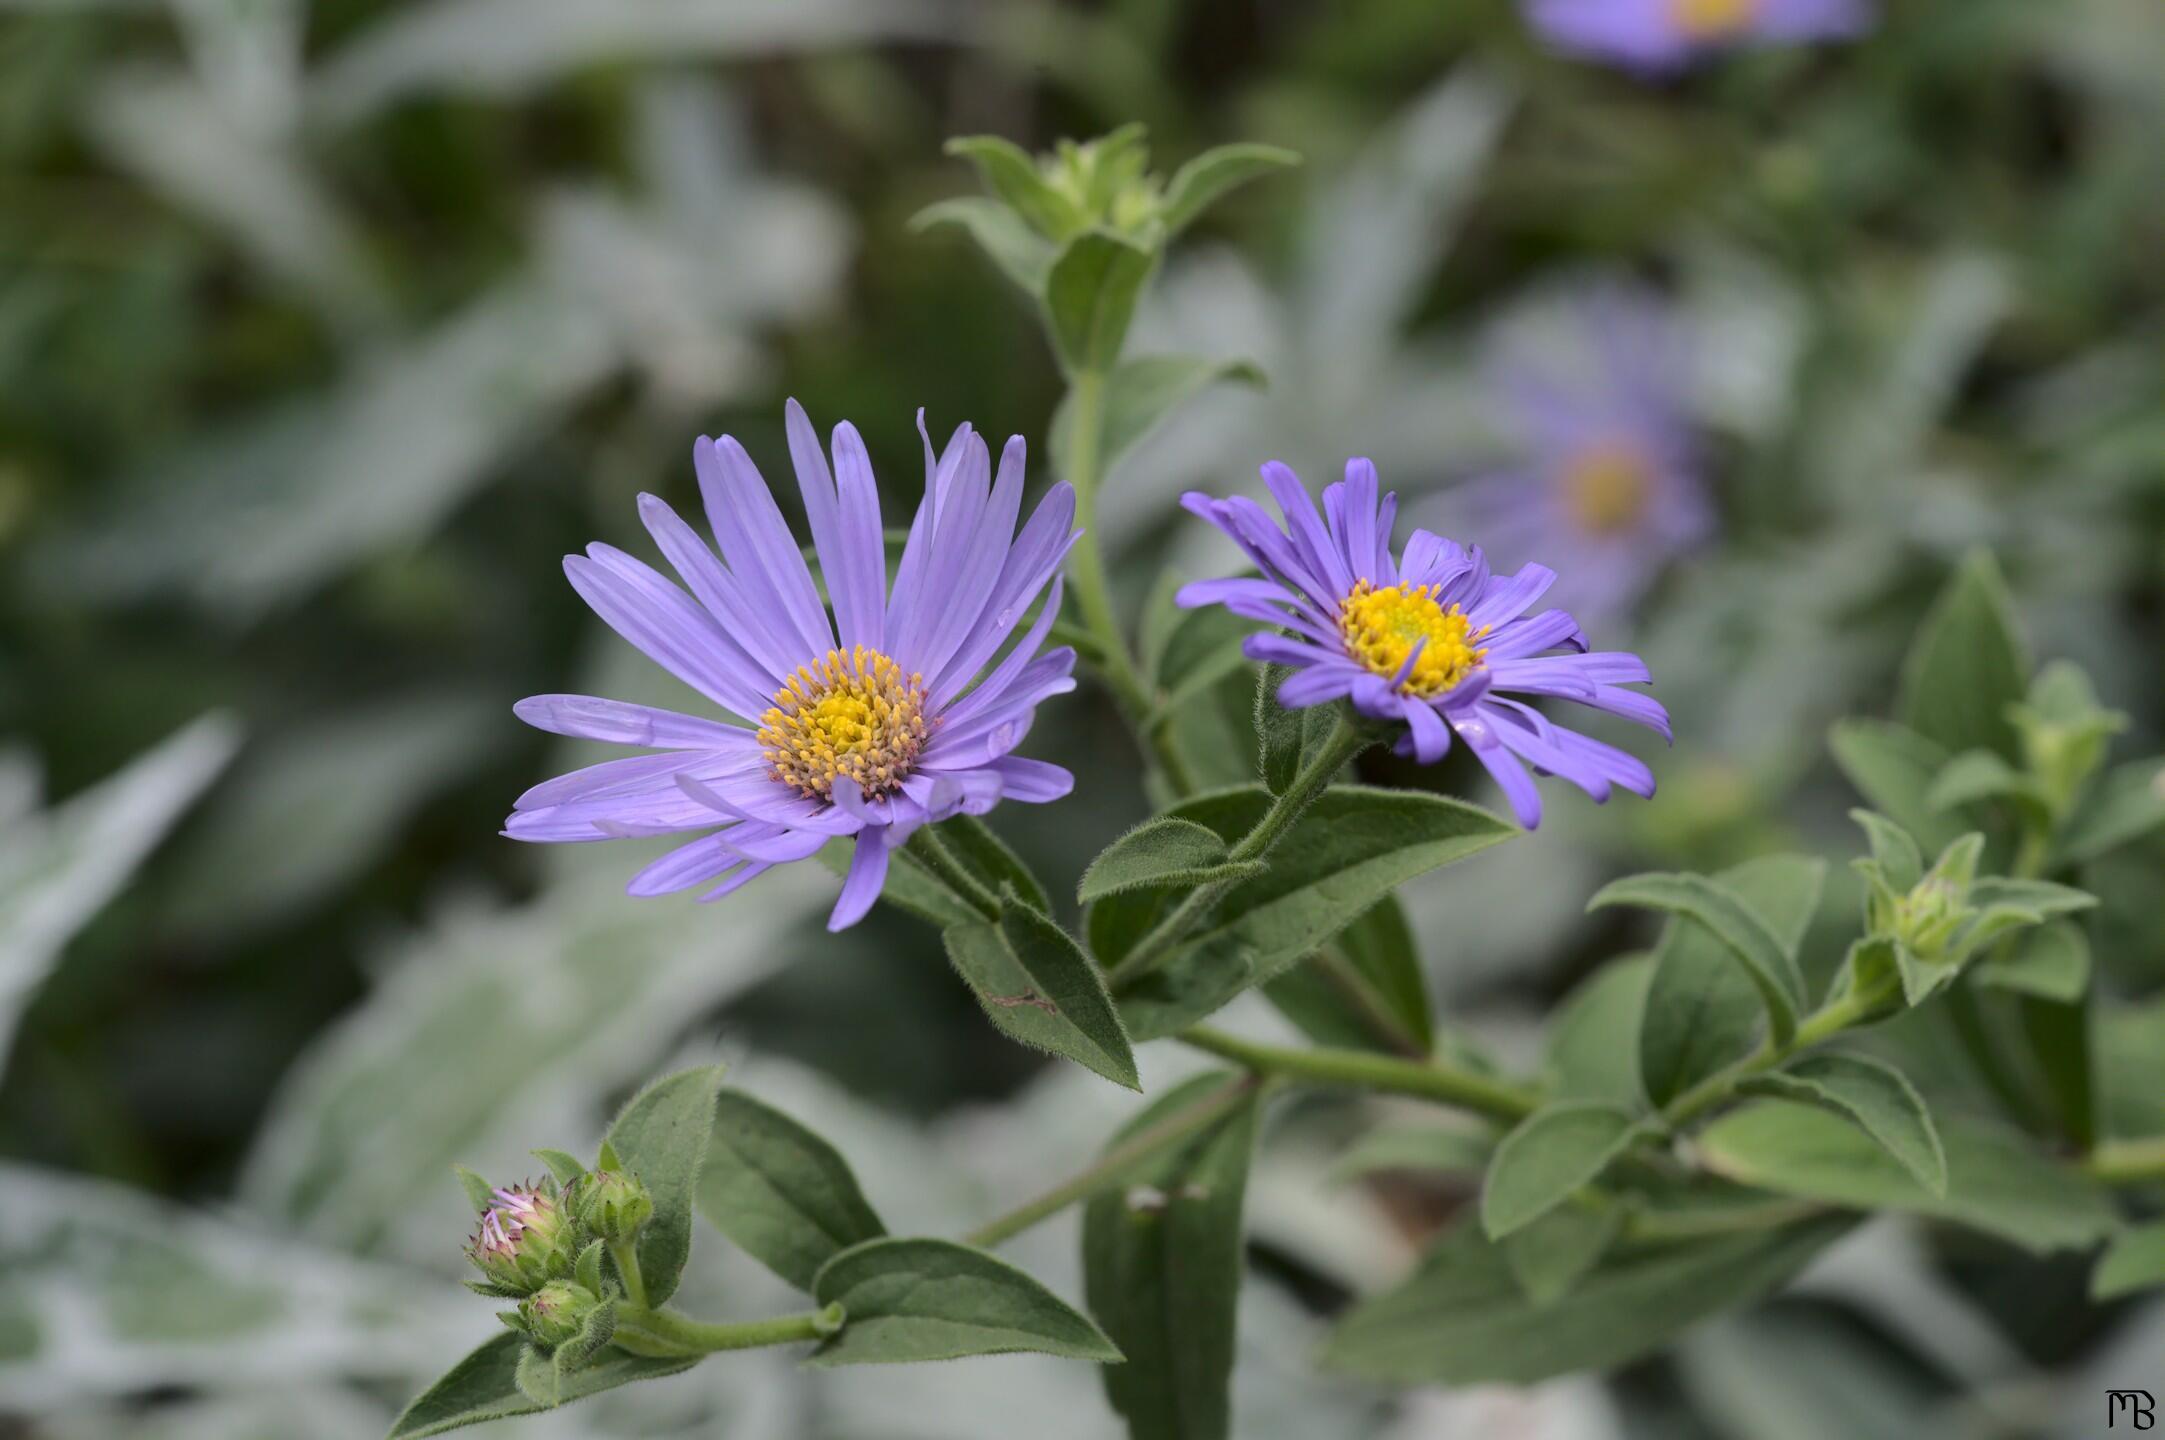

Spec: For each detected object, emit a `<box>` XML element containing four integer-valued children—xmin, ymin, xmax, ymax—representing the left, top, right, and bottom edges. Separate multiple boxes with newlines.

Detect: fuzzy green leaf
<box><xmin>2091</xmin><ymin>1222</ymin><xmax>2165</xmax><ymax>1301</ymax></box>
<box><xmin>944</xmin><ymin>135</ymin><xmax>1084</xmax><ymax>239</ymax></box>
<box><xmin>1480</xmin><ymin>1102</ymin><xmax>1638</xmax><ymax>1240</ymax></box>
<box><xmin>1850</xmin><ymin>809</ymin><xmax>1924</xmax><ymax>892</ymax></box>
<box><xmin>1596</xmin><ymin>865</ymin><xmax>1812</xmax><ymax>1052</ymax></box>
<box><xmin>531</xmin><ymin>1149</ymin><xmax>586</xmax><ymax>1187</ymax></box>
<box><xmin>1974</xmin><ymin>919</ymin><xmax>2091</xmax><ymax>1002</ymax></box>
<box><xmin>1500</xmin><ymin>1200</ymin><xmax>1624</xmax><ymax>1308</ymax></box>
<box><xmin>1263</xmin><ymin>895</ymin><xmax>1434</xmax><ymax>1056</ymax></box>
<box><xmin>1084</xmin><ymin>1072</ymin><xmax>1261</xmax><ymax>1440</ymax></box>
<box><xmin>697</xmin><ymin>1088</ymin><xmax>886</xmax><ymax>1292</ymax></box>
<box><xmin>600</xmin><ymin>1064</ymin><xmax>727</xmax><ymax>1307</ymax></box>
<box><xmin>386</xmin><ymin>1334</ymin><xmax>694</xmax><ymax>1438</ymax></box>
<box><xmin>936</xmin><ymin>816</ymin><xmax>1053</xmax><ymax>915</ymax></box>
<box><xmin>909</xmin><ymin>196</ymin><xmax>1056</xmax><ymax>296</ymax></box>
<box><xmin>2054</xmin><ymin>757</ymin><xmax>2165</xmax><ymax>866</ymax></box>
<box><xmin>1546</xmin><ymin>954</ymin><xmax>1655</xmax><ymax>1105</ymax></box>
<box><xmin>1899</xmin><ymin>551</ymin><xmax>2029</xmax><ymax>761</ymax></box>
<box><xmin>1159</xmin><ymin>143</ymin><xmax>1300</xmax><ymax>233</ymax></box>
<box><xmin>1254</xmin><ymin>665</ymin><xmax>1341</xmax><ymax>795</ymax></box>
<box><xmin>946</xmin><ymin>903</ymin><xmax>1140</xmax><ymax>1089</ymax></box>
<box><xmin>1829</xmin><ymin>719</ymin><xmax>1966</xmax><ymax>854</ymax></box>
<box><xmin>1045</xmin><ymin>230</ymin><xmax>1155</xmax><ymax>376</ymax></box>
<box><xmin>808</xmin><ymin>1238</ymin><xmax>1121</xmax><ymax>1366</ymax></box>
<box><xmin>1081</xmin><ymin>816</ymin><xmax>1244</xmax><ymax>903</ymax></box>
<box><xmin>1739</xmin><ymin>1054</ymin><xmax>1946</xmax><ymax>1196</ymax></box>
<box><xmin>452</xmin><ymin>1165</ymin><xmax>495</xmax><ymax>1213</ymax></box>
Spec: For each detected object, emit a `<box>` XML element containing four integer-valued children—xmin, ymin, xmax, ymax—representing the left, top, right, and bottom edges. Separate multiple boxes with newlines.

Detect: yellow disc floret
<box><xmin>1563</xmin><ymin>442</ymin><xmax>1652</xmax><ymax>536</ymax></box>
<box><xmin>1669</xmin><ymin>0</ymin><xmax>1757</xmax><ymax>39</ymax></box>
<box><xmin>1337</xmin><ymin>581</ymin><xmax>1488</xmax><ymax>698</ymax></box>
<box><xmin>759</xmin><ymin>647</ymin><xmax>930</xmax><ymax>802</ymax></box>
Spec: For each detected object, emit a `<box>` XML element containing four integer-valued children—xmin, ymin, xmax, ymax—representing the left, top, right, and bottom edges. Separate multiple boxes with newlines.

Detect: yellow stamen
<box><xmin>1337</xmin><ymin>581</ymin><xmax>1487</xmax><ymax>698</ymax></box>
<box><xmin>1563</xmin><ymin>443</ymin><xmax>1652</xmax><ymax>536</ymax></box>
<box><xmin>758</xmin><ymin>647</ymin><xmax>930</xmax><ymax>802</ymax></box>
<box><xmin>1669</xmin><ymin>0</ymin><xmax>1757</xmax><ymax>39</ymax></box>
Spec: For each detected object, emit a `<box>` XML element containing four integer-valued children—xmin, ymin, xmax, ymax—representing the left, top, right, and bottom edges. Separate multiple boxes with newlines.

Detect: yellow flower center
<box><xmin>1337</xmin><ymin>581</ymin><xmax>1488</xmax><ymax>698</ymax></box>
<box><xmin>758</xmin><ymin>647</ymin><xmax>930</xmax><ymax>802</ymax></box>
<box><xmin>1563</xmin><ymin>443</ymin><xmax>1653</xmax><ymax>535</ymax></box>
<box><xmin>1669</xmin><ymin>0</ymin><xmax>1757</xmax><ymax>39</ymax></box>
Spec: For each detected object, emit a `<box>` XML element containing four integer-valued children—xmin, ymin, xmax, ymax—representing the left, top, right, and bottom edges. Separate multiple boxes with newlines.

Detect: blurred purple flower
<box><xmin>1446</xmin><ymin>288</ymin><xmax>1713</xmax><ymax>623</ymax></box>
<box><xmin>506</xmin><ymin>401</ymin><xmax>1079</xmax><ymax>931</ymax></box>
<box><xmin>1527</xmin><ymin>0</ymin><xmax>1870</xmax><ymax>71</ymax></box>
<box><xmin>1178</xmin><ymin>462</ymin><xmax>1668</xmax><ymax>829</ymax></box>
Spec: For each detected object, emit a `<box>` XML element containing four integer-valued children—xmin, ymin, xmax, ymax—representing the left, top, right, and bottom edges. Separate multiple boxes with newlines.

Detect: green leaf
<box><xmin>1328</xmin><ymin>1124</ymin><xmax>1492</xmax><ymax>1185</ymax></box>
<box><xmin>1927</xmin><ymin>749</ymin><xmax>2043</xmax><ymax>815</ymax></box>
<box><xmin>531</xmin><ymin>1149</ymin><xmax>586</xmax><ymax>1186</ymax></box>
<box><xmin>1319</xmin><ymin>1217</ymin><xmax>1850</xmax><ymax>1385</ymax></box>
<box><xmin>1148</xmin><ymin>589</ymin><xmax>1250</xmax><ymax>702</ymax></box>
<box><xmin>1697</xmin><ymin>1101</ymin><xmax>2116</xmax><ymax>1252</ymax></box>
<box><xmin>1054</xmin><ymin>355</ymin><xmax>1266</xmax><ymax>495</ymax></box>
<box><xmin>909</xmin><ymin>196</ymin><xmax>1056</xmax><ymax>296</ymax></box>
<box><xmin>1159</xmin><ymin>142</ymin><xmax>1300</xmax><ymax>234</ymax></box>
<box><xmin>943</xmin><ymin>135</ymin><xmax>1084</xmax><ymax>239</ymax></box>
<box><xmin>935</xmin><ymin>816</ymin><xmax>1052</xmax><ymax>915</ymax></box>
<box><xmin>1738</xmin><ymin>1054</ymin><xmax>1946</xmax><ymax>1196</ymax></box>
<box><xmin>696</xmin><ymin>1088</ymin><xmax>886</xmax><ymax>1292</ymax></box>
<box><xmin>945</xmin><ymin>903</ymin><xmax>1140</xmax><ymax>1089</ymax></box>
<box><xmin>1480</xmin><ymin>1101</ymin><xmax>1638</xmax><ymax>1240</ymax></box>
<box><xmin>514</xmin><ymin>1297</ymin><xmax>618</xmax><ymax>1406</ymax></box>
<box><xmin>1501</xmin><ymin>1200</ymin><xmax>1624</xmax><ymax>1308</ymax></box>
<box><xmin>601</xmin><ymin>1064</ymin><xmax>727</xmax><ymax>1307</ymax></box>
<box><xmin>1255</xmin><ymin>665</ymin><xmax>1340</xmax><ymax>795</ymax></box>
<box><xmin>1899</xmin><ymin>551</ymin><xmax>2028</xmax><ymax>761</ymax></box>
<box><xmin>1079</xmin><ymin>816</ymin><xmax>1258</xmax><ymax>903</ymax></box>
<box><xmin>1974</xmin><ymin>919</ymin><xmax>2091</xmax><ymax>1002</ymax></box>
<box><xmin>386</xmin><ymin>1334</ymin><xmax>694</xmax><ymax>1438</ymax></box>
<box><xmin>1850</xmin><ymin>810</ymin><xmax>1924</xmax><ymax>893</ymax></box>
<box><xmin>808</xmin><ymin>1237</ymin><xmax>1121</xmax><ymax>1366</ymax></box>
<box><xmin>1965</xmin><ymin>876</ymin><xmax>2096</xmax><ymax>918</ymax></box>
<box><xmin>2091</xmin><ymin>1222</ymin><xmax>2165</xmax><ymax>1301</ymax></box>
<box><xmin>2020</xmin><ymin>989</ymin><xmax>2097</xmax><ymax>1150</ymax></box>
<box><xmin>1106</xmin><ymin>785</ymin><xmax>1513</xmax><ymax>1034</ymax></box>
<box><xmin>2053</xmin><ymin>757</ymin><xmax>2165</xmax><ymax>867</ymax></box>
<box><xmin>452</xmin><ymin>1165</ymin><xmax>495</xmax><ymax>1213</ymax></box>
<box><xmin>1084</xmin><ymin>1072</ymin><xmax>1261</xmax><ymax>1440</ymax></box>
<box><xmin>1546</xmin><ymin>954</ymin><xmax>1656</xmax><ymax>1104</ymax></box>
<box><xmin>825</xmin><ymin>838</ymin><xmax>978</xmax><ymax>929</ymax></box>
<box><xmin>1263</xmin><ymin>895</ymin><xmax>1434</xmax><ymax>1056</ymax></box>
<box><xmin>1595</xmin><ymin>865</ymin><xmax>1813</xmax><ymax>1053</ymax></box>
<box><xmin>1829</xmin><ymin>719</ymin><xmax>1966</xmax><ymax>854</ymax></box>
<box><xmin>1045</xmin><ymin>230</ymin><xmax>1155</xmax><ymax>377</ymax></box>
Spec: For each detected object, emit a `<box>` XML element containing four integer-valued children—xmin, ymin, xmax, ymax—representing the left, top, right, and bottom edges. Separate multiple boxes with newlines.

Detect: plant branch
<box><xmin>1107</xmin><ymin>714</ymin><xmax>1371</xmax><ymax>989</ymax></box>
<box><xmin>607</xmin><ymin>1239</ymin><xmax>649</xmax><ymax>1312</ymax></box>
<box><xmin>2086</xmin><ymin>1136</ymin><xmax>2165</xmax><ymax>1187</ymax></box>
<box><xmin>611</xmin><ymin>1303</ymin><xmax>844</xmax><ymax>1358</ymax></box>
<box><xmin>961</xmin><ymin>1073</ymin><xmax>1263</xmax><ymax>1248</ymax></box>
<box><xmin>1176</xmin><ymin>1024</ymin><xmax>1540</xmax><ymax>1125</ymax></box>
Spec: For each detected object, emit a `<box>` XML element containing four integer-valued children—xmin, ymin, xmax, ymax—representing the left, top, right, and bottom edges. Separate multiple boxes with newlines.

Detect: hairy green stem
<box><xmin>1176</xmin><ymin>1024</ymin><xmax>1540</xmax><ymax>1125</ymax></box>
<box><xmin>906</xmin><ymin>826</ymin><xmax>1002</xmax><ymax>922</ymax></box>
<box><xmin>1107</xmin><ymin>715</ymin><xmax>1372</xmax><ymax>989</ymax></box>
<box><xmin>607</xmin><ymin>1239</ymin><xmax>649</xmax><ymax>1312</ymax></box>
<box><xmin>961</xmin><ymin>1073</ymin><xmax>1262</xmax><ymax>1248</ymax></box>
<box><xmin>1059</xmin><ymin>367</ymin><xmax>1198</xmax><ymax>795</ymax></box>
<box><xmin>611</xmin><ymin>1303</ymin><xmax>844</xmax><ymax>1358</ymax></box>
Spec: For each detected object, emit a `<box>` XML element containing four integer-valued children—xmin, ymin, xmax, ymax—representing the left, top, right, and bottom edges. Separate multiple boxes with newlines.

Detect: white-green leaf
<box><xmin>1974</xmin><ymin>919</ymin><xmax>2091</xmax><ymax>1002</ymax></box>
<box><xmin>1898</xmin><ymin>551</ymin><xmax>2029</xmax><ymax>762</ymax></box>
<box><xmin>945</xmin><ymin>905</ymin><xmax>1140</xmax><ymax>1090</ymax></box>
<box><xmin>1480</xmin><ymin>1102</ymin><xmax>1638</xmax><ymax>1240</ymax></box>
<box><xmin>808</xmin><ymin>1238</ymin><xmax>1121</xmax><ymax>1366</ymax></box>
<box><xmin>1159</xmin><ymin>142</ymin><xmax>1300</xmax><ymax>234</ymax></box>
<box><xmin>601</xmin><ymin>1064</ymin><xmax>728</xmax><ymax>1306</ymax></box>
<box><xmin>1500</xmin><ymin>1200</ymin><xmax>1624</xmax><ymax>1308</ymax></box>
<box><xmin>943</xmin><ymin>135</ymin><xmax>1084</xmax><ymax>239</ymax></box>
<box><xmin>1593</xmin><ymin>867</ymin><xmax>1811</xmax><ymax>1050</ymax></box>
<box><xmin>1926</xmin><ymin>749</ymin><xmax>2042</xmax><ymax>815</ymax></box>
<box><xmin>1698</xmin><ymin>1101</ymin><xmax>2116</xmax><ymax>1253</ymax></box>
<box><xmin>696</xmin><ymin>1088</ymin><xmax>886</xmax><ymax>1292</ymax></box>
<box><xmin>1079</xmin><ymin>816</ymin><xmax>1259</xmax><ymax>903</ymax></box>
<box><xmin>386</xmin><ymin>1333</ymin><xmax>693</xmax><ymax>1438</ymax></box>
<box><xmin>911</xmin><ymin>195</ymin><xmax>1057</xmax><ymax>296</ymax></box>
<box><xmin>1083</xmin><ymin>1072</ymin><xmax>1261</xmax><ymax>1440</ymax></box>
<box><xmin>1738</xmin><ymin>1054</ymin><xmax>1947</xmax><ymax>1196</ymax></box>
<box><xmin>2091</xmin><ymin>1222</ymin><xmax>2165</xmax><ymax>1301</ymax></box>
<box><xmin>1044</xmin><ymin>230</ymin><xmax>1156</xmax><ymax>377</ymax></box>
<box><xmin>1829</xmin><ymin>719</ymin><xmax>1967</xmax><ymax>854</ymax></box>
<box><xmin>2054</xmin><ymin>757</ymin><xmax>2165</xmax><ymax>867</ymax></box>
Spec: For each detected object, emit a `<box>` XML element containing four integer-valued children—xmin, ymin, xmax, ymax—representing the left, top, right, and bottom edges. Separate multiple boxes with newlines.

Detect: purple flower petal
<box><xmin>829</xmin><ymin>825</ymin><xmax>893</xmax><ymax>931</ymax></box>
<box><xmin>693</xmin><ymin>435</ymin><xmax>834</xmax><ymax>662</ymax></box>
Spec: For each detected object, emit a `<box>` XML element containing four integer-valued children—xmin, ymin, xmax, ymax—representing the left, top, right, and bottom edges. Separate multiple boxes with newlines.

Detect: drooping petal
<box><xmin>513</xmin><ymin>695</ymin><xmax>751</xmax><ymax>751</ymax></box>
<box><xmin>829</xmin><ymin>825</ymin><xmax>893</xmax><ymax>931</ymax></box>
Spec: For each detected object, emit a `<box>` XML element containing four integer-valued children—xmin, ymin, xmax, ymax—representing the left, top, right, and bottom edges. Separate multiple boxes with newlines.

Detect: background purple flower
<box><xmin>1178</xmin><ymin>460</ymin><xmax>1668</xmax><ymax>829</ymax></box>
<box><xmin>1440</xmin><ymin>286</ymin><xmax>1713</xmax><ymax>624</ymax></box>
<box><xmin>505</xmin><ymin>402</ymin><xmax>1079</xmax><ymax>931</ymax></box>
<box><xmin>1527</xmin><ymin>0</ymin><xmax>1871</xmax><ymax>71</ymax></box>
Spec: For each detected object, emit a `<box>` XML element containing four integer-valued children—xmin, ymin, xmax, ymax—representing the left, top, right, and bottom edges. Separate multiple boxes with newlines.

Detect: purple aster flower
<box><xmin>1177</xmin><ymin>461</ymin><xmax>1668</xmax><ymax>829</ymax></box>
<box><xmin>505</xmin><ymin>401</ymin><xmax>1080</xmax><ymax>931</ymax></box>
<box><xmin>1527</xmin><ymin>0</ymin><xmax>1870</xmax><ymax>71</ymax></box>
<box><xmin>1444</xmin><ymin>286</ymin><xmax>1712</xmax><ymax>624</ymax></box>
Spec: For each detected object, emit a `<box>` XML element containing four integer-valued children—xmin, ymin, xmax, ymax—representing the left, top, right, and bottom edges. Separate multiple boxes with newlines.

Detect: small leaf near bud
<box><xmin>572</xmin><ymin>1168</ymin><xmax>655</xmax><ymax>1243</ymax></box>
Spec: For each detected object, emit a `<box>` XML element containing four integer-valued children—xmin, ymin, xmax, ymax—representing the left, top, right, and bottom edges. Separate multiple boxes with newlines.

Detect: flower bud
<box><xmin>572</xmin><ymin>1168</ymin><xmax>654</xmax><ymax>1243</ymax></box>
<box><xmin>466</xmin><ymin>1180</ymin><xmax>582</xmax><ymax>1294</ymax></box>
<box><xmin>517</xmin><ymin>1279</ymin><xmax>602</xmax><ymax>1349</ymax></box>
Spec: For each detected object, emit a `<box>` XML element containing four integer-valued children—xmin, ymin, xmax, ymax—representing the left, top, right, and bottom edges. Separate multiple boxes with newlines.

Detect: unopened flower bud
<box><xmin>573</xmin><ymin>1168</ymin><xmax>654</xmax><ymax>1243</ymax></box>
<box><xmin>466</xmin><ymin>1180</ymin><xmax>581</xmax><ymax>1293</ymax></box>
<box><xmin>518</xmin><ymin>1279</ymin><xmax>602</xmax><ymax>1349</ymax></box>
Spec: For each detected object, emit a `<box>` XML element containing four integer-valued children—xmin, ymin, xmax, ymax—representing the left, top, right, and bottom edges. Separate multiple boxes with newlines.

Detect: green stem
<box><xmin>2085</xmin><ymin>1136</ymin><xmax>2165</xmax><ymax>1187</ymax></box>
<box><xmin>1177</xmin><ymin>1025</ymin><xmax>1540</xmax><ymax>1125</ymax></box>
<box><xmin>1106</xmin><ymin>715</ymin><xmax>1371</xmax><ymax>989</ymax></box>
<box><xmin>1623</xmin><ymin>1198</ymin><xmax>1825</xmax><ymax>1241</ymax></box>
<box><xmin>961</xmin><ymin>1074</ymin><xmax>1262</xmax><ymax>1248</ymax></box>
<box><xmin>906</xmin><ymin>826</ymin><xmax>1001</xmax><ymax>922</ymax></box>
<box><xmin>608</xmin><ymin>1240</ymin><xmax>649</xmax><ymax>1312</ymax></box>
<box><xmin>1060</xmin><ymin>366</ymin><xmax>1198</xmax><ymax>796</ymax></box>
<box><xmin>611</xmin><ymin>1303</ymin><xmax>844</xmax><ymax>1358</ymax></box>
<box><xmin>1660</xmin><ymin>983</ymin><xmax>1889</xmax><ymax>1129</ymax></box>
